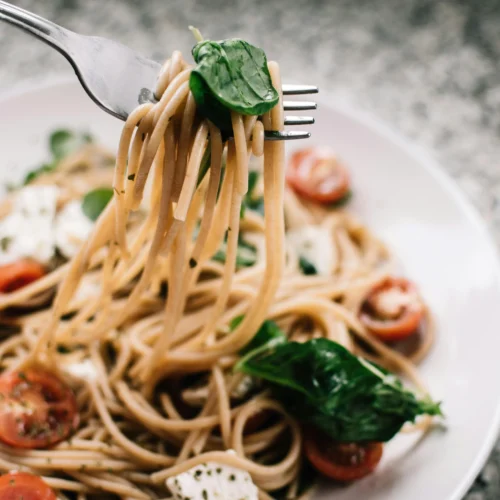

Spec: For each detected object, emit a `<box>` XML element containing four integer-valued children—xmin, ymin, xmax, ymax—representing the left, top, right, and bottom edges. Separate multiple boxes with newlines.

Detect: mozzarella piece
<box><xmin>55</xmin><ymin>200</ymin><xmax>94</xmax><ymax>259</ymax></box>
<box><xmin>0</xmin><ymin>185</ymin><xmax>59</xmax><ymax>265</ymax></box>
<box><xmin>372</xmin><ymin>287</ymin><xmax>421</xmax><ymax>318</ymax></box>
<box><xmin>287</xmin><ymin>224</ymin><xmax>334</xmax><ymax>276</ymax></box>
<box><xmin>166</xmin><ymin>453</ymin><xmax>258</xmax><ymax>500</ymax></box>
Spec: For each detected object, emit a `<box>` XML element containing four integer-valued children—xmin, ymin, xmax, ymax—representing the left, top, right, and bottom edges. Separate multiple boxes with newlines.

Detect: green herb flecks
<box><xmin>298</xmin><ymin>255</ymin><xmax>317</xmax><ymax>275</ymax></box>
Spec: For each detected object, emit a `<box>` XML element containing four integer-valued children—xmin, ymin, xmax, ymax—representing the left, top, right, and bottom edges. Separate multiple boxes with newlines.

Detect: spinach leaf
<box><xmin>81</xmin><ymin>187</ymin><xmax>113</xmax><ymax>221</ymax></box>
<box><xmin>240</xmin><ymin>171</ymin><xmax>264</xmax><ymax>218</ymax></box>
<box><xmin>23</xmin><ymin>130</ymin><xmax>93</xmax><ymax>185</ymax></box>
<box><xmin>212</xmin><ymin>235</ymin><xmax>257</xmax><ymax>268</ymax></box>
<box><xmin>236</xmin><ymin>337</ymin><xmax>442</xmax><ymax>443</ymax></box>
<box><xmin>50</xmin><ymin>129</ymin><xmax>92</xmax><ymax>161</ymax></box>
<box><xmin>190</xmin><ymin>39</ymin><xmax>279</xmax><ymax>133</ymax></box>
<box><xmin>299</xmin><ymin>255</ymin><xmax>317</xmax><ymax>275</ymax></box>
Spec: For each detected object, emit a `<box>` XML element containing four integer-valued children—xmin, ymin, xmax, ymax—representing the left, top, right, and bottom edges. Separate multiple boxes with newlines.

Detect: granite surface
<box><xmin>0</xmin><ymin>0</ymin><xmax>500</xmax><ymax>497</ymax></box>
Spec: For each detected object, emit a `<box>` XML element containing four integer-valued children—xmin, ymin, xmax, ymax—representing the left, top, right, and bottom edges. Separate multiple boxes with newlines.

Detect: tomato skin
<box><xmin>0</xmin><ymin>369</ymin><xmax>79</xmax><ymax>449</ymax></box>
<box><xmin>360</xmin><ymin>277</ymin><xmax>424</xmax><ymax>342</ymax></box>
<box><xmin>0</xmin><ymin>472</ymin><xmax>56</xmax><ymax>500</ymax></box>
<box><xmin>0</xmin><ymin>260</ymin><xmax>46</xmax><ymax>293</ymax></box>
<box><xmin>286</xmin><ymin>147</ymin><xmax>350</xmax><ymax>204</ymax></box>
<box><xmin>304</xmin><ymin>430</ymin><xmax>383</xmax><ymax>482</ymax></box>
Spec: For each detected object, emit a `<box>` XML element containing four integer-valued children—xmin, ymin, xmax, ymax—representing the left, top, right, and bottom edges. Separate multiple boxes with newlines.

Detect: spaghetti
<box><xmin>0</xmin><ymin>45</ymin><xmax>438</xmax><ymax>500</ymax></box>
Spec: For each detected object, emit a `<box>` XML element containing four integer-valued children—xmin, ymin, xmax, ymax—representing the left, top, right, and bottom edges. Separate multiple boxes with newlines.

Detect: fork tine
<box><xmin>264</xmin><ymin>130</ymin><xmax>311</xmax><ymax>141</ymax></box>
<box><xmin>282</xmin><ymin>84</ymin><xmax>319</xmax><ymax>95</ymax></box>
<box><xmin>283</xmin><ymin>101</ymin><xmax>317</xmax><ymax>111</ymax></box>
<box><xmin>284</xmin><ymin>116</ymin><xmax>315</xmax><ymax>126</ymax></box>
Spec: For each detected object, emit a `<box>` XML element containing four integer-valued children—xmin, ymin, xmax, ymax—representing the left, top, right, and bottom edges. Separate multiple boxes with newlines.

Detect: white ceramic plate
<box><xmin>1</xmin><ymin>78</ymin><xmax>500</xmax><ymax>500</ymax></box>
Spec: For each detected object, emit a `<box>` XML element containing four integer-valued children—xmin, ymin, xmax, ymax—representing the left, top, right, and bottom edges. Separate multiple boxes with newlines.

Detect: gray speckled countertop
<box><xmin>1</xmin><ymin>0</ymin><xmax>499</xmax><ymax>497</ymax></box>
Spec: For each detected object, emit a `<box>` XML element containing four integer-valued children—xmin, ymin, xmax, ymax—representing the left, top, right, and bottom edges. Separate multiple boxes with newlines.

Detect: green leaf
<box><xmin>190</xmin><ymin>39</ymin><xmax>279</xmax><ymax>133</ymax></box>
<box><xmin>81</xmin><ymin>187</ymin><xmax>113</xmax><ymax>222</ymax></box>
<box><xmin>236</xmin><ymin>337</ymin><xmax>442</xmax><ymax>443</ymax></box>
<box><xmin>196</xmin><ymin>143</ymin><xmax>212</xmax><ymax>186</ymax></box>
<box><xmin>240</xmin><ymin>171</ymin><xmax>264</xmax><ymax>219</ymax></box>
<box><xmin>23</xmin><ymin>130</ymin><xmax>93</xmax><ymax>185</ymax></box>
<box><xmin>299</xmin><ymin>255</ymin><xmax>317</xmax><ymax>275</ymax></box>
<box><xmin>23</xmin><ymin>163</ymin><xmax>56</xmax><ymax>185</ymax></box>
<box><xmin>329</xmin><ymin>190</ymin><xmax>353</xmax><ymax>209</ymax></box>
<box><xmin>212</xmin><ymin>235</ymin><xmax>257</xmax><ymax>268</ymax></box>
<box><xmin>50</xmin><ymin>129</ymin><xmax>93</xmax><ymax>161</ymax></box>
<box><xmin>239</xmin><ymin>320</ymin><xmax>287</xmax><ymax>356</ymax></box>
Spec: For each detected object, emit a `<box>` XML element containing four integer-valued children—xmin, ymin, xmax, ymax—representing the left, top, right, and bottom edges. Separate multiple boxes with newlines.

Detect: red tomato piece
<box><xmin>0</xmin><ymin>368</ymin><xmax>79</xmax><ymax>449</ymax></box>
<box><xmin>0</xmin><ymin>260</ymin><xmax>46</xmax><ymax>293</ymax></box>
<box><xmin>0</xmin><ymin>472</ymin><xmax>56</xmax><ymax>500</ymax></box>
<box><xmin>286</xmin><ymin>147</ymin><xmax>350</xmax><ymax>204</ymax></box>
<box><xmin>360</xmin><ymin>277</ymin><xmax>424</xmax><ymax>342</ymax></box>
<box><xmin>304</xmin><ymin>430</ymin><xmax>383</xmax><ymax>482</ymax></box>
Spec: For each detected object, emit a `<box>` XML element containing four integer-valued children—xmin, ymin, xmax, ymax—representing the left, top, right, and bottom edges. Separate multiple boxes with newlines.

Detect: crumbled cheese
<box><xmin>55</xmin><ymin>200</ymin><xmax>94</xmax><ymax>259</ymax></box>
<box><xmin>0</xmin><ymin>185</ymin><xmax>95</xmax><ymax>265</ymax></box>
<box><xmin>166</xmin><ymin>452</ymin><xmax>258</xmax><ymax>500</ymax></box>
<box><xmin>287</xmin><ymin>225</ymin><xmax>334</xmax><ymax>276</ymax></box>
<box><xmin>373</xmin><ymin>287</ymin><xmax>421</xmax><ymax>318</ymax></box>
<box><xmin>65</xmin><ymin>358</ymin><xmax>97</xmax><ymax>380</ymax></box>
<box><xmin>0</xmin><ymin>185</ymin><xmax>59</xmax><ymax>265</ymax></box>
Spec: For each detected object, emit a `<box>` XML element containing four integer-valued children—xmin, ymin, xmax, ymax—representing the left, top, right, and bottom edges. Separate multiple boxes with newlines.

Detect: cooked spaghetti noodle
<box><xmin>0</xmin><ymin>48</ymin><xmax>436</xmax><ymax>500</ymax></box>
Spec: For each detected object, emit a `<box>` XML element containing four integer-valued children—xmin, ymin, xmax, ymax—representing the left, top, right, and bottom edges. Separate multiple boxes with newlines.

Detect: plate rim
<box><xmin>1</xmin><ymin>75</ymin><xmax>499</xmax><ymax>500</ymax></box>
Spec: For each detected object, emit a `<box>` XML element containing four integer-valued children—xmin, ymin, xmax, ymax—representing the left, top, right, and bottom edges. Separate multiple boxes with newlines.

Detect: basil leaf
<box><xmin>239</xmin><ymin>319</ymin><xmax>287</xmax><ymax>356</ymax></box>
<box><xmin>190</xmin><ymin>39</ymin><xmax>279</xmax><ymax>132</ymax></box>
<box><xmin>240</xmin><ymin>171</ymin><xmax>264</xmax><ymax>219</ymax></box>
<box><xmin>82</xmin><ymin>187</ymin><xmax>113</xmax><ymax>222</ymax></box>
<box><xmin>236</xmin><ymin>337</ymin><xmax>442</xmax><ymax>442</ymax></box>
<box><xmin>212</xmin><ymin>236</ymin><xmax>257</xmax><ymax>268</ymax></box>
<box><xmin>329</xmin><ymin>190</ymin><xmax>353</xmax><ymax>209</ymax></box>
<box><xmin>23</xmin><ymin>130</ymin><xmax>93</xmax><ymax>185</ymax></box>
<box><xmin>50</xmin><ymin>129</ymin><xmax>93</xmax><ymax>161</ymax></box>
<box><xmin>23</xmin><ymin>163</ymin><xmax>56</xmax><ymax>185</ymax></box>
<box><xmin>196</xmin><ymin>144</ymin><xmax>212</xmax><ymax>186</ymax></box>
<box><xmin>299</xmin><ymin>255</ymin><xmax>317</xmax><ymax>275</ymax></box>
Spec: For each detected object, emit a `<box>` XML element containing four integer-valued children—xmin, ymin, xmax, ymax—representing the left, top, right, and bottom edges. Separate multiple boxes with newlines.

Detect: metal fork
<box><xmin>0</xmin><ymin>1</ymin><xmax>317</xmax><ymax>140</ymax></box>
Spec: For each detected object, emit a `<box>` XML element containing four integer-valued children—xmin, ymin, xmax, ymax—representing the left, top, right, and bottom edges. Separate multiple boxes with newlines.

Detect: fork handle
<box><xmin>0</xmin><ymin>1</ymin><xmax>73</xmax><ymax>57</ymax></box>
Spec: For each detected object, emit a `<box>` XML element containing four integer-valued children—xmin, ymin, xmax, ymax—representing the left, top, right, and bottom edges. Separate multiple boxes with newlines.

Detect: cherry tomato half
<box><xmin>286</xmin><ymin>147</ymin><xmax>350</xmax><ymax>204</ymax></box>
<box><xmin>0</xmin><ymin>260</ymin><xmax>46</xmax><ymax>294</ymax></box>
<box><xmin>0</xmin><ymin>368</ymin><xmax>79</xmax><ymax>449</ymax></box>
<box><xmin>0</xmin><ymin>472</ymin><xmax>56</xmax><ymax>500</ymax></box>
<box><xmin>304</xmin><ymin>430</ymin><xmax>383</xmax><ymax>482</ymax></box>
<box><xmin>360</xmin><ymin>277</ymin><xmax>424</xmax><ymax>342</ymax></box>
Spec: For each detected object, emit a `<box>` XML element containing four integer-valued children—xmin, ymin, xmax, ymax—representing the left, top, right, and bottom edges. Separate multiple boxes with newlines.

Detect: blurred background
<box><xmin>0</xmin><ymin>0</ymin><xmax>499</xmax><ymax>497</ymax></box>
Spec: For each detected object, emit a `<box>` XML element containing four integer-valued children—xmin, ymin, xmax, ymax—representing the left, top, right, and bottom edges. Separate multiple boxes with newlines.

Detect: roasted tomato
<box><xmin>0</xmin><ymin>260</ymin><xmax>46</xmax><ymax>293</ymax></box>
<box><xmin>0</xmin><ymin>368</ymin><xmax>78</xmax><ymax>449</ymax></box>
<box><xmin>360</xmin><ymin>277</ymin><xmax>424</xmax><ymax>342</ymax></box>
<box><xmin>304</xmin><ymin>430</ymin><xmax>383</xmax><ymax>482</ymax></box>
<box><xmin>286</xmin><ymin>147</ymin><xmax>350</xmax><ymax>204</ymax></box>
<box><xmin>0</xmin><ymin>472</ymin><xmax>56</xmax><ymax>500</ymax></box>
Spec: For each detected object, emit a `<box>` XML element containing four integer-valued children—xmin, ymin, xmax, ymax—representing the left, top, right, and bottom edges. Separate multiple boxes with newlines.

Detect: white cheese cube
<box><xmin>166</xmin><ymin>456</ymin><xmax>258</xmax><ymax>500</ymax></box>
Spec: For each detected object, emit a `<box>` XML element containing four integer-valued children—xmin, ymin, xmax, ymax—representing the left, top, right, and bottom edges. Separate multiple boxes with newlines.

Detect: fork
<box><xmin>0</xmin><ymin>1</ymin><xmax>317</xmax><ymax>140</ymax></box>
